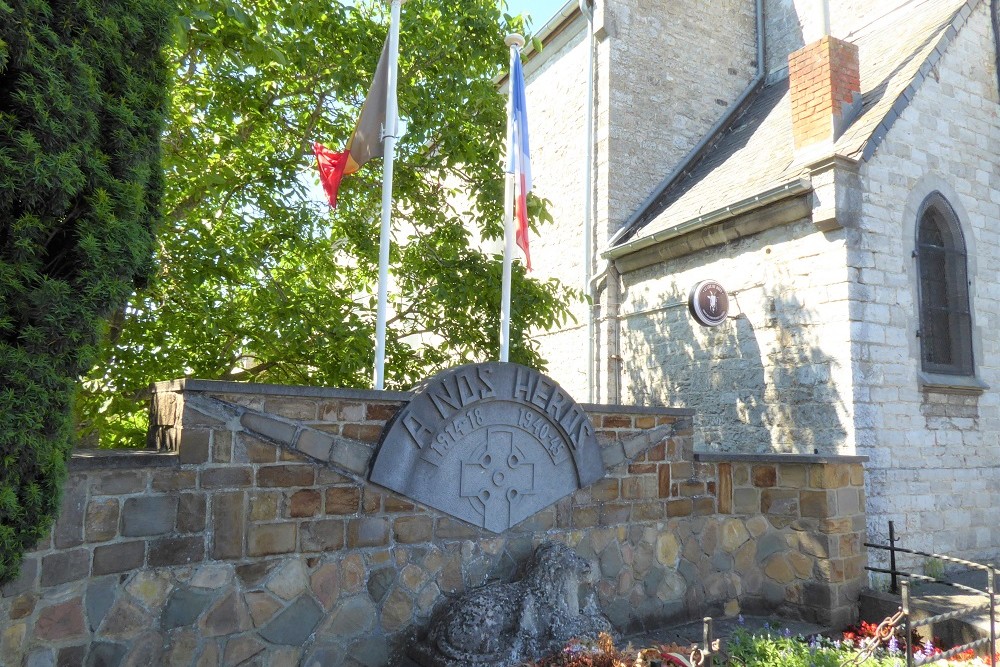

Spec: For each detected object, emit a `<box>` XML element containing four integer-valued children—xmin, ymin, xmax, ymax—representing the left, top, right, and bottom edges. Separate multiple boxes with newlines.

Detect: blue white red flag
<box><xmin>506</xmin><ymin>54</ymin><xmax>532</xmax><ymax>269</ymax></box>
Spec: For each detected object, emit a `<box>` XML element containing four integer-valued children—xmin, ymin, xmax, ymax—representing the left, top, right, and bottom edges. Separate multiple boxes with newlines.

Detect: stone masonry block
<box><xmin>733</xmin><ymin>488</ymin><xmax>760</xmax><ymax>514</ymax></box>
<box><xmin>201</xmin><ymin>467</ymin><xmax>253</xmax><ymax>490</ymax></box>
<box><xmin>121</xmin><ymin>496</ymin><xmax>178</xmax><ymax>537</ymax></box>
<box><xmin>752</xmin><ymin>465</ymin><xmax>777</xmax><ymax>487</ymax></box>
<box><xmin>85</xmin><ymin>498</ymin><xmax>120</xmax><ymax>543</ymax></box>
<box><xmin>212</xmin><ymin>492</ymin><xmax>246</xmax><ymax>560</ymax></box>
<box><xmin>329</xmin><ymin>438</ymin><xmax>372</xmax><ymax>475</ymax></box>
<box><xmin>326</xmin><ymin>487</ymin><xmax>361</xmax><ymax>515</ymax></box>
<box><xmin>717</xmin><ymin>463</ymin><xmax>733</xmax><ymax>514</ymax></box>
<box><xmin>347</xmin><ymin>518</ymin><xmax>390</xmax><ymax>548</ymax></box>
<box><xmin>148</xmin><ymin>536</ymin><xmax>205</xmax><ymax>567</ymax></box>
<box><xmin>40</xmin><ymin>549</ymin><xmax>89</xmax><ymax>587</ymax></box>
<box><xmin>393</xmin><ymin>516</ymin><xmax>433</xmax><ymax>544</ymax></box>
<box><xmin>761</xmin><ymin>489</ymin><xmax>799</xmax><ymax>517</ymax></box>
<box><xmin>235</xmin><ymin>433</ymin><xmax>278</xmax><ymax>464</ymax></box>
<box><xmin>92</xmin><ymin>541</ymin><xmax>145</xmax><ymax>576</ymax></box>
<box><xmin>248</xmin><ymin>524</ymin><xmax>297</xmax><ymax>556</ymax></box>
<box><xmin>240</xmin><ymin>412</ymin><xmax>297</xmax><ymax>445</ymax></box>
<box><xmin>779</xmin><ymin>464</ymin><xmax>808</xmax><ymax>488</ymax></box>
<box><xmin>809</xmin><ymin>464</ymin><xmax>851</xmax><ymax>489</ymax></box>
<box><xmin>799</xmin><ymin>490</ymin><xmax>835</xmax><ymax>518</ymax></box>
<box><xmin>257</xmin><ymin>465</ymin><xmax>315</xmax><ymax>488</ymax></box>
<box><xmin>295</xmin><ymin>428</ymin><xmax>334</xmax><ymax>461</ymax></box>
<box><xmin>177</xmin><ymin>493</ymin><xmax>207</xmax><ymax>533</ymax></box>
<box><xmin>178</xmin><ymin>429</ymin><xmax>211</xmax><ymax>464</ymax></box>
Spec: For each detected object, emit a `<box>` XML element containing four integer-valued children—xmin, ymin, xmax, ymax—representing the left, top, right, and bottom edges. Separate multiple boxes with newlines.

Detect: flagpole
<box><xmin>500</xmin><ymin>33</ymin><xmax>524</xmax><ymax>363</ymax></box>
<box><xmin>374</xmin><ymin>0</ymin><xmax>402</xmax><ymax>390</ymax></box>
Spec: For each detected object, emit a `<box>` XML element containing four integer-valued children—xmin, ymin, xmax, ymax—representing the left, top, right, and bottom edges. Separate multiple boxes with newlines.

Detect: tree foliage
<box><xmin>0</xmin><ymin>0</ymin><xmax>171</xmax><ymax>582</ymax></box>
<box><xmin>80</xmin><ymin>0</ymin><xmax>577</xmax><ymax>446</ymax></box>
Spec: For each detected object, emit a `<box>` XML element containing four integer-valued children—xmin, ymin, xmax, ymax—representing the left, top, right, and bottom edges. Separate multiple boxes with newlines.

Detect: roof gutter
<box><xmin>603</xmin><ymin>178</ymin><xmax>812</xmax><ymax>260</ymax></box>
<box><xmin>607</xmin><ymin>0</ymin><xmax>768</xmax><ymax>248</ymax></box>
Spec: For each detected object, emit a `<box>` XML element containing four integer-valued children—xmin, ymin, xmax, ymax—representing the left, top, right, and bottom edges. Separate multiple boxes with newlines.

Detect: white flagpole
<box><xmin>500</xmin><ymin>33</ymin><xmax>524</xmax><ymax>363</ymax></box>
<box><xmin>374</xmin><ymin>0</ymin><xmax>402</xmax><ymax>390</ymax></box>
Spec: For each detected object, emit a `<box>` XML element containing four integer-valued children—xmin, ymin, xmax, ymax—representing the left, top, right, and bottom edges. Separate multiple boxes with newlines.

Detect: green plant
<box><xmin>924</xmin><ymin>558</ymin><xmax>945</xmax><ymax>581</ymax></box>
<box><xmin>78</xmin><ymin>0</ymin><xmax>579</xmax><ymax>448</ymax></box>
<box><xmin>0</xmin><ymin>0</ymin><xmax>171</xmax><ymax>583</ymax></box>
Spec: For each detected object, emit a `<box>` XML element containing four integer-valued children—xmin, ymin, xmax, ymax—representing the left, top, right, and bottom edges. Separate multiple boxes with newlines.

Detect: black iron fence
<box><xmin>865</xmin><ymin>521</ymin><xmax>998</xmax><ymax>667</ymax></box>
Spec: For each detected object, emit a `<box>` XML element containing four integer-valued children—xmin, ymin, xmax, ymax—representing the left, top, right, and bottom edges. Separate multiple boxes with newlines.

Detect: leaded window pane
<box><xmin>916</xmin><ymin>193</ymin><xmax>973</xmax><ymax>376</ymax></box>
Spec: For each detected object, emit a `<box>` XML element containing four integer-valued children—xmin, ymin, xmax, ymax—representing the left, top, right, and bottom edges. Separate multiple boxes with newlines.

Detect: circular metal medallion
<box><xmin>688</xmin><ymin>280</ymin><xmax>729</xmax><ymax>327</ymax></box>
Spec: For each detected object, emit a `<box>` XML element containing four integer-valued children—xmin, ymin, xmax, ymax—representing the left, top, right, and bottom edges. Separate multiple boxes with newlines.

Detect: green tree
<box><xmin>0</xmin><ymin>0</ymin><xmax>171</xmax><ymax>582</ymax></box>
<box><xmin>81</xmin><ymin>0</ymin><xmax>577</xmax><ymax>447</ymax></box>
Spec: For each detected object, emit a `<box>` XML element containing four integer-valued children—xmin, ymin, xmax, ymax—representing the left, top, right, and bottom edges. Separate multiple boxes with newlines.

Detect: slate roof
<box><xmin>619</xmin><ymin>0</ymin><xmax>978</xmax><ymax>248</ymax></box>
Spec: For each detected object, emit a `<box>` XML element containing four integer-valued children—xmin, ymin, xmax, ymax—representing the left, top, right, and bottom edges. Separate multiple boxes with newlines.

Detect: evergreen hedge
<box><xmin>0</xmin><ymin>0</ymin><xmax>171</xmax><ymax>584</ymax></box>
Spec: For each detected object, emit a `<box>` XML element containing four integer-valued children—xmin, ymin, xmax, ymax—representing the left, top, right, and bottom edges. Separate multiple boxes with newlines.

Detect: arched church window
<box><xmin>916</xmin><ymin>192</ymin><xmax>973</xmax><ymax>376</ymax></box>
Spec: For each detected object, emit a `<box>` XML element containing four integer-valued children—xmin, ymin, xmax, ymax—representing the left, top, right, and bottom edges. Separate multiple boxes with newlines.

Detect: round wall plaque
<box><xmin>688</xmin><ymin>280</ymin><xmax>729</xmax><ymax>327</ymax></box>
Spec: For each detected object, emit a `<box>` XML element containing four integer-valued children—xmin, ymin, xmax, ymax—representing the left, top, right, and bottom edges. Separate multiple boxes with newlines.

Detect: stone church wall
<box><xmin>616</xmin><ymin>216</ymin><xmax>856</xmax><ymax>458</ymax></box>
<box><xmin>850</xmin><ymin>0</ymin><xmax>1000</xmax><ymax>565</ymax></box>
<box><xmin>0</xmin><ymin>381</ymin><xmax>866</xmax><ymax>666</ymax></box>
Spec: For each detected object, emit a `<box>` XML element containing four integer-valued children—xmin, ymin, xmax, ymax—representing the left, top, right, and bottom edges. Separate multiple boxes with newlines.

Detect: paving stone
<box><xmin>600</xmin><ymin>543</ymin><xmax>625</xmax><ymax>578</ymax></box>
<box><xmin>190</xmin><ymin>563</ymin><xmax>233</xmax><ymax>589</ymax></box>
<box><xmin>259</xmin><ymin>595</ymin><xmax>324</xmax><ymax>645</ymax></box>
<box><xmin>162</xmin><ymin>587</ymin><xmax>215</xmax><ymax>629</ymax></box>
<box><xmin>346</xmin><ymin>637</ymin><xmax>389</xmax><ymax>667</ymax></box>
<box><xmin>101</xmin><ymin>596</ymin><xmax>151</xmax><ymax>641</ymax></box>
<box><xmin>25</xmin><ymin>648</ymin><xmax>55</xmax><ymax>667</ymax></box>
<box><xmin>341</xmin><ymin>554</ymin><xmax>367</xmax><ymax>594</ymax></box>
<box><xmin>236</xmin><ymin>560</ymin><xmax>278</xmax><ymax>587</ymax></box>
<box><xmin>720</xmin><ymin>518</ymin><xmax>751</xmax><ymax>552</ymax></box>
<box><xmin>86</xmin><ymin>642</ymin><xmax>128</xmax><ymax>667</ymax></box>
<box><xmin>122</xmin><ymin>496</ymin><xmax>178</xmax><ymax>537</ymax></box>
<box><xmin>321</xmin><ymin>595</ymin><xmax>376</xmax><ymax>639</ymax></box>
<box><xmin>86</xmin><ymin>577</ymin><xmax>119</xmax><ymax>632</ymax></box>
<box><xmin>163</xmin><ymin>629</ymin><xmax>199</xmax><ymax>666</ymax></box>
<box><xmin>245</xmin><ymin>590</ymin><xmax>283</xmax><ymax>627</ymax></box>
<box><xmin>267</xmin><ymin>559</ymin><xmax>308</xmax><ymax>600</ymax></box>
<box><xmin>366</xmin><ymin>567</ymin><xmax>396</xmax><ymax>604</ymax></box>
<box><xmin>201</xmin><ymin>591</ymin><xmax>251</xmax><ymax>637</ymax></box>
<box><xmin>57</xmin><ymin>646</ymin><xmax>86</xmax><ymax>667</ymax></box>
<box><xmin>35</xmin><ymin>597</ymin><xmax>85</xmax><ymax>641</ymax></box>
<box><xmin>126</xmin><ymin>571</ymin><xmax>172</xmax><ymax>611</ymax></box>
<box><xmin>10</xmin><ymin>592</ymin><xmax>36</xmax><ymax>620</ymax></box>
<box><xmin>223</xmin><ymin>635</ymin><xmax>266</xmax><ymax>666</ymax></box>
<box><xmin>310</xmin><ymin>562</ymin><xmax>340</xmax><ymax>611</ymax></box>
<box><xmin>380</xmin><ymin>586</ymin><xmax>414</xmax><ymax>633</ymax></box>
<box><xmin>121</xmin><ymin>631</ymin><xmax>164</xmax><ymax>667</ymax></box>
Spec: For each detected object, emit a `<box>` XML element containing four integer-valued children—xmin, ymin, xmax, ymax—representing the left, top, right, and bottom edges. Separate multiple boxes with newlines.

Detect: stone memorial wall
<box><xmin>0</xmin><ymin>377</ymin><xmax>867</xmax><ymax>666</ymax></box>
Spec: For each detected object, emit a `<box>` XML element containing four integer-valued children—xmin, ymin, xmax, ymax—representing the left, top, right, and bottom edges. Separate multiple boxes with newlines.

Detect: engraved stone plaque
<box><xmin>369</xmin><ymin>363</ymin><xmax>604</xmax><ymax>533</ymax></box>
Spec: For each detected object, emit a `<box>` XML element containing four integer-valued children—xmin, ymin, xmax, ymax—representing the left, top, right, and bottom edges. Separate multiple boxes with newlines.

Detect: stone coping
<box><xmin>70</xmin><ymin>449</ymin><xmax>179</xmax><ymax>470</ymax></box>
<box><xmin>694</xmin><ymin>451</ymin><xmax>869</xmax><ymax>464</ymax></box>
<box><xmin>152</xmin><ymin>378</ymin><xmax>414</xmax><ymax>401</ymax></box>
<box><xmin>151</xmin><ymin>378</ymin><xmax>695</xmax><ymax>417</ymax></box>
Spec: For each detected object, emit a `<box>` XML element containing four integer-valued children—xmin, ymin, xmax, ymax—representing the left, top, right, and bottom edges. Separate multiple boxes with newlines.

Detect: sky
<box><xmin>502</xmin><ymin>0</ymin><xmax>570</xmax><ymax>30</ymax></box>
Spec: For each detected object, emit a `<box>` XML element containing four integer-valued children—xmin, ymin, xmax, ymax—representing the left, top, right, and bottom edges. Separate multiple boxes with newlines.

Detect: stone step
<box><xmin>859</xmin><ymin>569</ymin><xmax>998</xmax><ymax>652</ymax></box>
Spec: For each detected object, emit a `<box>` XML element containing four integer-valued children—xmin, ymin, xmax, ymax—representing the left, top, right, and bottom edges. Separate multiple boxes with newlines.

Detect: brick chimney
<box><xmin>789</xmin><ymin>36</ymin><xmax>861</xmax><ymax>150</ymax></box>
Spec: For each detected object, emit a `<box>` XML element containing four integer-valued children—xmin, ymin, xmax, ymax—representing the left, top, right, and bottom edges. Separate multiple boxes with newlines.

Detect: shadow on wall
<box><xmin>622</xmin><ymin>288</ymin><xmax>846</xmax><ymax>454</ymax></box>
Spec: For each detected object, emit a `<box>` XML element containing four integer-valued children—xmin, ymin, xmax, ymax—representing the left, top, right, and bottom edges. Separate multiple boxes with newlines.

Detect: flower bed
<box><xmin>525</xmin><ymin>619</ymin><xmax>1000</xmax><ymax>667</ymax></box>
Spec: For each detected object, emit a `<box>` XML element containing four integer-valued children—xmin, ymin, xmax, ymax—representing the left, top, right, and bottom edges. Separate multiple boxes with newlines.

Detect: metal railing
<box><xmin>865</xmin><ymin>521</ymin><xmax>998</xmax><ymax>667</ymax></box>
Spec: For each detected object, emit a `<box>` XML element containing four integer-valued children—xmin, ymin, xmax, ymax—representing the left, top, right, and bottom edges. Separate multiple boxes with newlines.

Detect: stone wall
<box><xmin>850</xmin><ymin>0</ymin><xmax>1000</xmax><ymax>565</ymax></box>
<box><xmin>0</xmin><ymin>381</ymin><xmax>867</xmax><ymax>666</ymax></box>
<box><xmin>617</xmin><ymin>216</ymin><xmax>855</xmax><ymax>457</ymax></box>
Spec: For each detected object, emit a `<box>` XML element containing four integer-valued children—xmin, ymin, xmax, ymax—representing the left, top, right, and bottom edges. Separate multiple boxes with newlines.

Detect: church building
<box><xmin>520</xmin><ymin>0</ymin><xmax>1000</xmax><ymax>566</ymax></box>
